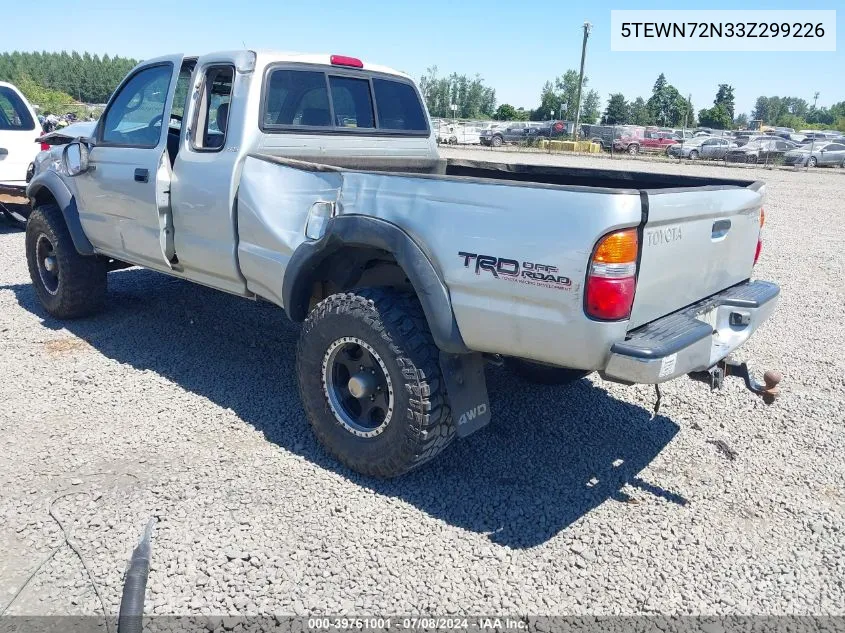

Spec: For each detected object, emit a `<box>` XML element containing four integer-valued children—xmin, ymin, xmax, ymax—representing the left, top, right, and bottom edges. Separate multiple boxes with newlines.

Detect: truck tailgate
<box><xmin>629</xmin><ymin>185</ymin><xmax>764</xmax><ymax>328</ymax></box>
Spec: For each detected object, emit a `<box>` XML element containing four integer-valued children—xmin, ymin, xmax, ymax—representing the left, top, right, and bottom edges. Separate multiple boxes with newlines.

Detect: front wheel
<box><xmin>491</xmin><ymin>135</ymin><xmax>503</xmax><ymax>148</ymax></box>
<box><xmin>296</xmin><ymin>289</ymin><xmax>455</xmax><ymax>478</ymax></box>
<box><xmin>627</xmin><ymin>144</ymin><xmax>639</xmax><ymax>155</ymax></box>
<box><xmin>807</xmin><ymin>156</ymin><xmax>818</xmax><ymax>167</ymax></box>
<box><xmin>688</xmin><ymin>150</ymin><xmax>699</xmax><ymax>160</ymax></box>
<box><xmin>25</xmin><ymin>204</ymin><xmax>107</xmax><ymax>319</ymax></box>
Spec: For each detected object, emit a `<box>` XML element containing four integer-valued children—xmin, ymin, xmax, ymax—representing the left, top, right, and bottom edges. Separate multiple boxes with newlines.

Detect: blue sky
<box><xmin>3</xmin><ymin>0</ymin><xmax>842</xmax><ymax>117</ymax></box>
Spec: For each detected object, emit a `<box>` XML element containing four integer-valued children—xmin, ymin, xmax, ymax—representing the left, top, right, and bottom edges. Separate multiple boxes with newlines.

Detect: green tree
<box><xmin>629</xmin><ymin>97</ymin><xmax>651</xmax><ymax>125</ymax></box>
<box><xmin>418</xmin><ymin>66</ymin><xmax>496</xmax><ymax>119</ymax></box>
<box><xmin>646</xmin><ymin>73</ymin><xmax>688</xmax><ymax>126</ymax></box>
<box><xmin>13</xmin><ymin>74</ymin><xmax>74</xmax><ymax>113</ymax></box>
<box><xmin>581</xmin><ymin>89</ymin><xmax>600</xmax><ymax>124</ymax></box>
<box><xmin>494</xmin><ymin>103</ymin><xmax>518</xmax><ymax>120</ymax></box>
<box><xmin>698</xmin><ymin>104</ymin><xmax>732</xmax><ymax>129</ymax></box>
<box><xmin>602</xmin><ymin>93</ymin><xmax>629</xmax><ymax>124</ymax></box>
<box><xmin>714</xmin><ymin>84</ymin><xmax>735</xmax><ymax>121</ymax></box>
<box><xmin>734</xmin><ymin>112</ymin><xmax>749</xmax><ymax>129</ymax></box>
<box><xmin>531</xmin><ymin>70</ymin><xmax>595</xmax><ymax>121</ymax></box>
<box><xmin>0</xmin><ymin>50</ymin><xmax>137</xmax><ymax>103</ymax></box>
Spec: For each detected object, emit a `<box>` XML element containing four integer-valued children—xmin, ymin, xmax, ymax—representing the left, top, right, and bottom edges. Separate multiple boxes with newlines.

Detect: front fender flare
<box><xmin>282</xmin><ymin>215</ymin><xmax>468</xmax><ymax>354</ymax></box>
<box><xmin>27</xmin><ymin>171</ymin><xmax>94</xmax><ymax>256</ymax></box>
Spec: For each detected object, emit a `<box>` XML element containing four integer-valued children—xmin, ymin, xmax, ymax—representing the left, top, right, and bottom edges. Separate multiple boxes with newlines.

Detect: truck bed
<box><xmin>238</xmin><ymin>154</ymin><xmax>764</xmax><ymax>367</ymax></box>
<box><xmin>444</xmin><ymin>158</ymin><xmax>759</xmax><ymax>192</ymax></box>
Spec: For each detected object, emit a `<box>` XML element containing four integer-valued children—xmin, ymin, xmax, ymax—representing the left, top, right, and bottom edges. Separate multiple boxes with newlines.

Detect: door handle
<box><xmin>134</xmin><ymin>168</ymin><xmax>149</xmax><ymax>183</ymax></box>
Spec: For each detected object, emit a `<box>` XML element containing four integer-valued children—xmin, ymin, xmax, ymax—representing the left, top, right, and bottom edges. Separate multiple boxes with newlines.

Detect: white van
<box><xmin>0</xmin><ymin>82</ymin><xmax>41</xmax><ymax>190</ymax></box>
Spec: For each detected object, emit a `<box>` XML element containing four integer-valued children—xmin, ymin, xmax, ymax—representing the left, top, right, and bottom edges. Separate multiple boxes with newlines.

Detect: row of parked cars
<box><xmin>469</xmin><ymin>119</ymin><xmax>845</xmax><ymax>167</ymax></box>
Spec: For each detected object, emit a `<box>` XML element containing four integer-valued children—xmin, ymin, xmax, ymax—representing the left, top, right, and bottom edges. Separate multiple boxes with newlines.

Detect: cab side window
<box><xmin>101</xmin><ymin>64</ymin><xmax>173</xmax><ymax>147</ymax></box>
<box><xmin>191</xmin><ymin>65</ymin><xmax>234</xmax><ymax>151</ymax></box>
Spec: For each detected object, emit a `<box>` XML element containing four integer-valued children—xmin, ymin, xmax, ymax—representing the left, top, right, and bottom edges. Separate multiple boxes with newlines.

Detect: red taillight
<box><xmin>330</xmin><ymin>55</ymin><xmax>363</xmax><ymax>68</ymax></box>
<box><xmin>40</xmin><ymin>142</ymin><xmax>50</xmax><ymax>151</ymax></box>
<box><xmin>585</xmin><ymin>228</ymin><xmax>639</xmax><ymax>321</ymax></box>
<box><xmin>753</xmin><ymin>207</ymin><xmax>764</xmax><ymax>266</ymax></box>
<box><xmin>586</xmin><ymin>277</ymin><xmax>637</xmax><ymax>320</ymax></box>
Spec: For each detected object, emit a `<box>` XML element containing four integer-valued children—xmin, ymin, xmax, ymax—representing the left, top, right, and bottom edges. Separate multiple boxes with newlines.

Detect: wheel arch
<box><xmin>282</xmin><ymin>215</ymin><xmax>468</xmax><ymax>354</ymax></box>
<box><xmin>27</xmin><ymin>171</ymin><xmax>94</xmax><ymax>256</ymax></box>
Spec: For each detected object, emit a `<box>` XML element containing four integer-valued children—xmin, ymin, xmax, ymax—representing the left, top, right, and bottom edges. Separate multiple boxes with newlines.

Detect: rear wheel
<box><xmin>296</xmin><ymin>289</ymin><xmax>455</xmax><ymax>478</ymax></box>
<box><xmin>25</xmin><ymin>204</ymin><xmax>107</xmax><ymax>319</ymax></box>
<box><xmin>506</xmin><ymin>358</ymin><xmax>590</xmax><ymax>386</ymax></box>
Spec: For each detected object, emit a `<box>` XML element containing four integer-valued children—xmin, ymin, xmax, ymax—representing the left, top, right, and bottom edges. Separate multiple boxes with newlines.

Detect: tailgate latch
<box><xmin>689</xmin><ymin>359</ymin><xmax>782</xmax><ymax>404</ymax></box>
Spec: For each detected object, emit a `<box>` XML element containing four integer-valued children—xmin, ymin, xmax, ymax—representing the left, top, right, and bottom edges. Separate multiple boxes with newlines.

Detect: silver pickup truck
<box><xmin>25</xmin><ymin>50</ymin><xmax>779</xmax><ymax>477</ymax></box>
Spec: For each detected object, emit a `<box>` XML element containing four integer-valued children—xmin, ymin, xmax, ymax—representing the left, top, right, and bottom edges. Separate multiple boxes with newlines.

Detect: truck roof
<box><xmin>252</xmin><ymin>51</ymin><xmax>410</xmax><ymax>79</ymax></box>
<box><xmin>145</xmin><ymin>50</ymin><xmax>410</xmax><ymax>80</ymax></box>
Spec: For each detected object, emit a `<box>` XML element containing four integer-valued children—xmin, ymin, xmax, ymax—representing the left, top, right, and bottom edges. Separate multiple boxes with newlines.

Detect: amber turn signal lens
<box><xmin>760</xmin><ymin>208</ymin><xmax>765</xmax><ymax>228</ymax></box>
<box><xmin>593</xmin><ymin>229</ymin><xmax>638</xmax><ymax>264</ymax></box>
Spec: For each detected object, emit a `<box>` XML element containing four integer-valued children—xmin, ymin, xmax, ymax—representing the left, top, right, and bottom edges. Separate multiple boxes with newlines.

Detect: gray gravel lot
<box><xmin>1</xmin><ymin>150</ymin><xmax>843</xmax><ymax>618</ymax></box>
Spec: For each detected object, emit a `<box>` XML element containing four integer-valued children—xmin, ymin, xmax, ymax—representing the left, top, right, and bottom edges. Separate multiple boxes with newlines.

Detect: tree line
<box><xmin>3</xmin><ymin>51</ymin><xmax>843</xmax><ymax>133</ymax></box>
<box><xmin>0</xmin><ymin>51</ymin><xmax>139</xmax><ymax>107</ymax></box>
<box><xmin>599</xmin><ymin>73</ymin><xmax>845</xmax><ymax>132</ymax></box>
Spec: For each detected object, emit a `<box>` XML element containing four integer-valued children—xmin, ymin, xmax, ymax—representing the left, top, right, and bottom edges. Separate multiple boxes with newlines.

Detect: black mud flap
<box><xmin>439</xmin><ymin>352</ymin><xmax>491</xmax><ymax>438</ymax></box>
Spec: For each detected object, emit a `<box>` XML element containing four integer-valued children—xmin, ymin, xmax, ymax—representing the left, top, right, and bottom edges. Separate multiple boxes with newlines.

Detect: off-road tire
<box><xmin>506</xmin><ymin>358</ymin><xmax>590</xmax><ymax>386</ymax></box>
<box><xmin>296</xmin><ymin>289</ymin><xmax>454</xmax><ymax>478</ymax></box>
<box><xmin>25</xmin><ymin>204</ymin><xmax>106</xmax><ymax>319</ymax></box>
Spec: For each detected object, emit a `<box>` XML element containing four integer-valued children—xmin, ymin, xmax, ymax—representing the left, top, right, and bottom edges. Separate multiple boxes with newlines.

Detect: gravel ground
<box><xmin>0</xmin><ymin>150</ymin><xmax>843</xmax><ymax>619</ymax></box>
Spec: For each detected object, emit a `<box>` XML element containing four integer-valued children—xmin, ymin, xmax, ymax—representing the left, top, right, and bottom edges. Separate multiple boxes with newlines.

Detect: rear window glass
<box><xmin>264</xmin><ymin>70</ymin><xmax>331</xmax><ymax>127</ymax></box>
<box><xmin>372</xmin><ymin>79</ymin><xmax>427</xmax><ymax>131</ymax></box>
<box><xmin>0</xmin><ymin>87</ymin><xmax>35</xmax><ymax>131</ymax></box>
<box><xmin>329</xmin><ymin>76</ymin><xmax>374</xmax><ymax>128</ymax></box>
<box><xmin>262</xmin><ymin>69</ymin><xmax>428</xmax><ymax>134</ymax></box>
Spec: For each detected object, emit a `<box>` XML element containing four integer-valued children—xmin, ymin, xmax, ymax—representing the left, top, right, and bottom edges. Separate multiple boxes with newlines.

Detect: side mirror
<box><xmin>62</xmin><ymin>141</ymin><xmax>90</xmax><ymax>177</ymax></box>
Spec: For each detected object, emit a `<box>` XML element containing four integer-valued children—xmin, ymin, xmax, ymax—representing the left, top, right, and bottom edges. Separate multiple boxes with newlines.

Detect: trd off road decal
<box><xmin>458</xmin><ymin>252</ymin><xmax>572</xmax><ymax>291</ymax></box>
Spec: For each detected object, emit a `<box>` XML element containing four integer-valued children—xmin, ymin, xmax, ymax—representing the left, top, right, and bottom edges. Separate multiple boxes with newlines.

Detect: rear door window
<box><xmin>0</xmin><ymin>87</ymin><xmax>35</xmax><ymax>131</ymax></box>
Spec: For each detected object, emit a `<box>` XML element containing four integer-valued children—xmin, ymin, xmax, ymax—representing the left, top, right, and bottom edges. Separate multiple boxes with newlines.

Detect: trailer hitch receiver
<box><xmin>689</xmin><ymin>359</ymin><xmax>782</xmax><ymax>404</ymax></box>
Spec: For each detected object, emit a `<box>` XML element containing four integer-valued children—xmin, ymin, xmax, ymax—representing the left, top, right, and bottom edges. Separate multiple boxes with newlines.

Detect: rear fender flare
<box><xmin>27</xmin><ymin>171</ymin><xmax>94</xmax><ymax>256</ymax></box>
<box><xmin>282</xmin><ymin>215</ymin><xmax>468</xmax><ymax>354</ymax></box>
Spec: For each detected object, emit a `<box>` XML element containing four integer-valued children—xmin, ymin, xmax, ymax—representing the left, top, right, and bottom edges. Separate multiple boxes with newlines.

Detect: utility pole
<box><xmin>572</xmin><ymin>21</ymin><xmax>592</xmax><ymax>141</ymax></box>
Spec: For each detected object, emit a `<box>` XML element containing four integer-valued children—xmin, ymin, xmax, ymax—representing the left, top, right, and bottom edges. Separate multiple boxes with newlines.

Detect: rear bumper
<box><xmin>603</xmin><ymin>280</ymin><xmax>779</xmax><ymax>384</ymax></box>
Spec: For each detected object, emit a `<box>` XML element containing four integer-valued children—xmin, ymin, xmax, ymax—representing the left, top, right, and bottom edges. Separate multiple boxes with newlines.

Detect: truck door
<box><xmin>73</xmin><ymin>56</ymin><xmax>191</xmax><ymax>269</ymax></box>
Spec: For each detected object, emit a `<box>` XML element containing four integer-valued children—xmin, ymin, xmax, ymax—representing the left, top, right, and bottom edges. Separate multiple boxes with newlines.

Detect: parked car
<box><xmin>668</xmin><ymin>136</ymin><xmax>737</xmax><ymax>160</ymax></box>
<box><xmin>581</xmin><ymin>124</ymin><xmax>619</xmax><ymax>149</ymax></box>
<box><xmin>782</xmin><ymin>141</ymin><xmax>845</xmax><ymax>167</ymax></box>
<box><xmin>725</xmin><ymin>138</ymin><xmax>798</xmax><ymax>163</ymax></box>
<box><xmin>440</xmin><ymin>123</ymin><xmax>481</xmax><ymax>145</ymax></box>
<box><xmin>0</xmin><ymin>81</ymin><xmax>42</xmax><ymax>192</ymax></box>
<box><xmin>528</xmin><ymin>120</ymin><xmax>571</xmax><ymax>138</ymax></box>
<box><xmin>615</xmin><ymin>128</ymin><xmax>676</xmax><ymax>154</ymax></box>
<box><xmin>479</xmin><ymin>121</ymin><xmax>530</xmax><ymax>147</ymax></box>
<box><xmin>26</xmin><ymin>49</ymin><xmax>779</xmax><ymax>477</ymax></box>
<box><xmin>611</xmin><ymin>126</ymin><xmax>647</xmax><ymax>154</ymax></box>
